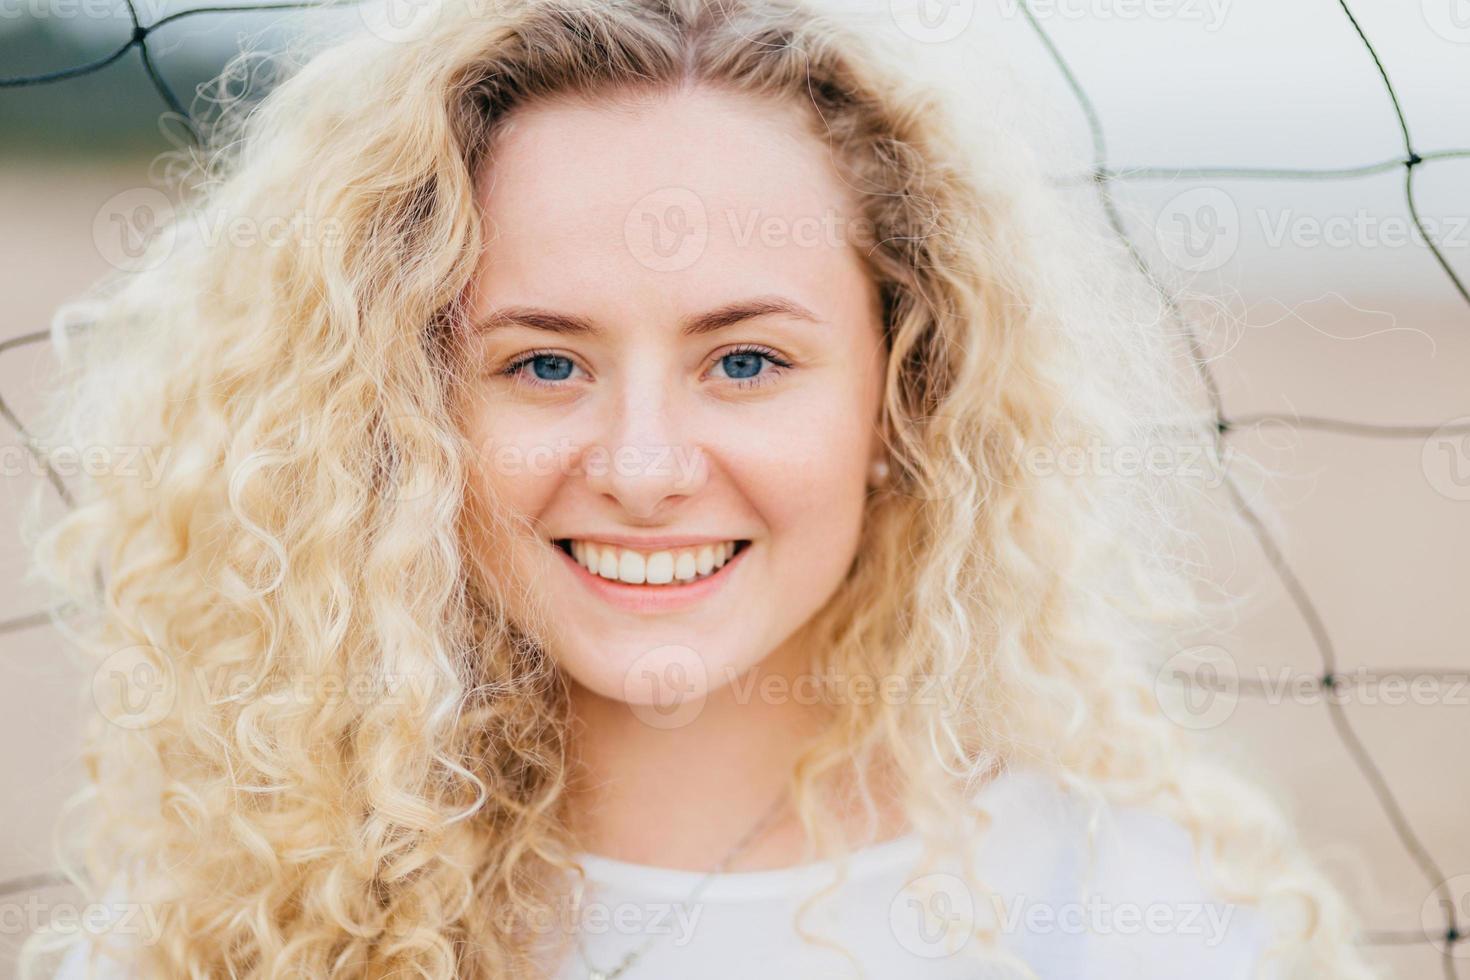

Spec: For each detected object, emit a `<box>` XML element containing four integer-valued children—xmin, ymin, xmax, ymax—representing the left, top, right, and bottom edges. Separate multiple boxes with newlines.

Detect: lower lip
<box><xmin>553</xmin><ymin>540</ymin><xmax>749</xmax><ymax>614</ymax></box>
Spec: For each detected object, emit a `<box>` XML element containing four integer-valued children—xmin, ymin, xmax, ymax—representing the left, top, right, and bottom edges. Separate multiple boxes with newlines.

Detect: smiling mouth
<box><xmin>551</xmin><ymin>538</ymin><xmax>751</xmax><ymax>587</ymax></box>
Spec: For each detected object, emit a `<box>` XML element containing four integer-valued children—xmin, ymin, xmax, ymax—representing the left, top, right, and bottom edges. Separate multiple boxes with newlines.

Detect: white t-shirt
<box><xmin>53</xmin><ymin>767</ymin><xmax>1275</xmax><ymax>979</ymax></box>
<box><xmin>548</xmin><ymin>766</ymin><xmax>1274</xmax><ymax>979</ymax></box>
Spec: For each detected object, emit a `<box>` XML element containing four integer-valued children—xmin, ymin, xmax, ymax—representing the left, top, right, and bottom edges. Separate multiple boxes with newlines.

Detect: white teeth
<box><xmin>562</xmin><ymin>539</ymin><xmax>743</xmax><ymax>586</ymax></box>
<box><xmin>617</xmin><ymin>549</ymin><xmax>645</xmax><ymax>584</ymax></box>
<box><xmin>645</xmin><ymin>551</ymin><xmax>675</xmax><ymax>585</ymax></box>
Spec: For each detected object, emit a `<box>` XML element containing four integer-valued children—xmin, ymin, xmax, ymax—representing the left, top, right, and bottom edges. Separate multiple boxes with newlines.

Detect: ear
<box><xmin>867</xmin><ymin>455</ymin><xmax>891</xmax><ymax>488</ymax></box>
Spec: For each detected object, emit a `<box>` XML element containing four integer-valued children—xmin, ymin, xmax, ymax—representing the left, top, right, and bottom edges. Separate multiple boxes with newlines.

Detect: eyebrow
<box><xmin>470</xmin><ymin>295</ymin><xmax>824</xmax><ymax>338</ymax></box>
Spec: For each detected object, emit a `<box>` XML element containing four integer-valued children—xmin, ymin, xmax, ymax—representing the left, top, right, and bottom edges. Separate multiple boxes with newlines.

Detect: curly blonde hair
<box><xmin>21</xmin><ymin>0</ymin><xmax>1381</xmax><ymax>976</ymax></box>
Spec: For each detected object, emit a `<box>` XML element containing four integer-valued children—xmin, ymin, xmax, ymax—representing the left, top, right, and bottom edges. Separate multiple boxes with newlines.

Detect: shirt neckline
<box><xmin>568</xmin><ymin>767</ymin><xmax>1019</xmax><ymax>902</ymax></box>
<box><xmin>570</xmin><ymin>825</ymin><xmax>928</xmax><ymax>902</ymax></box>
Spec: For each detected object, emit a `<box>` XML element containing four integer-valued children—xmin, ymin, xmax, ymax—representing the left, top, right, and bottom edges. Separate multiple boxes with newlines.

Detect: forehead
<box><xmin>468</xmin><ymin>86</ymin><xmax>876</xmax><ymax>323</ymax></box>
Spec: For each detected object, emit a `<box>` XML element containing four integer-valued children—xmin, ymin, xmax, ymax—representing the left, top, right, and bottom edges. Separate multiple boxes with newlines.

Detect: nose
<box><xmin>581</xmin><ymin>376</ymin><xmax>709</xmax><ymax>520</ymax></box>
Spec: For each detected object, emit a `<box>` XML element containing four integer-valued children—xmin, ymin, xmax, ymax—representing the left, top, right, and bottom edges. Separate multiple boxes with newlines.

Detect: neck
<box><xmin>561</xmin><ymin>641</ymin><xmax>907</xmax><ymax>872</ymax></box>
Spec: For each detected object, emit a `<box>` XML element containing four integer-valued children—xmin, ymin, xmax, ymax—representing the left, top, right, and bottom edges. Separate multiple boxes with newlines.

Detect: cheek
<box><xmin>730</xmin><ymin>385</ymin><xmax>874</xmax><ymax>497</ymax></box>
<box><xmin>457</xmin><ymin>404</ymin><xmax>569</xmax><ymax>602</ymax></box>
<box><xmin>721</xmin><ymin>390</ymin><xmax>874</xmax><ymax>566</ymax></box>
<box><xmin>461</xmin><ymin>403</ymin><xmax>566</xmax><ymax>516</ymax></box>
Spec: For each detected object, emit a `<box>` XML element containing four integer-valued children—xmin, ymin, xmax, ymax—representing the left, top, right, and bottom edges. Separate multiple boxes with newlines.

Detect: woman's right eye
<box><xmin>501</xmin><ymin>350</ymin><xmax>582</xmax><ymax>389</ymax></box>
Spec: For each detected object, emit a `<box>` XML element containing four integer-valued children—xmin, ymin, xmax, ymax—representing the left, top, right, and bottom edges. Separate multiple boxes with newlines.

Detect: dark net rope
<box><xmin>0</xmin><ymin>0</ymin><xmax>1465</xmax><ymax>972</ymax></box>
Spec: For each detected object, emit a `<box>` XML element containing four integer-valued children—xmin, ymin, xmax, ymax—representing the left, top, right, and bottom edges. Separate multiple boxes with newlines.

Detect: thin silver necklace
<box><xmin>573</xmin><ymin>787</ymin><xmax>791</xmax><ymax>980</ymax></box>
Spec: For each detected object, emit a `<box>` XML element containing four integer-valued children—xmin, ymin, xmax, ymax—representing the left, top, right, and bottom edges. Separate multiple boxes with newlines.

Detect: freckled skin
<box><xmin>456</xmin><ymin>86</ymin><xmax>888</xmax><ymax>712</ymax></box>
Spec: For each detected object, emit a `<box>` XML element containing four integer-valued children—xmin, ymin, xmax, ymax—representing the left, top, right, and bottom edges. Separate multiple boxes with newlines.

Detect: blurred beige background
<box><xmin>3</xmin><ymin>1</ymin><xmax>1469</xmax><ymax>977</ymax></box>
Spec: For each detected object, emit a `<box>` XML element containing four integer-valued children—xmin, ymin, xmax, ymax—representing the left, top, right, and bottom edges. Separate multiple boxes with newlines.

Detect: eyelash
<box><xmin>499</xmin><ymin>344</ymin><xmax>794</xmax><ymax>392</ymax></box>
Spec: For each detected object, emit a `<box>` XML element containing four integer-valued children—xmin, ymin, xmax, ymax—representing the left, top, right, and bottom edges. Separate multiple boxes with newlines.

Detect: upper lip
<box><xmin>554</xmin><ymin>534</ymin><xmax>749</xmax><ymax>550</ymax></box>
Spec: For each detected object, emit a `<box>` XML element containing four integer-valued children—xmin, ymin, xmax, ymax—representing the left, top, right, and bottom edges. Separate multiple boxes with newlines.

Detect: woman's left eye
<box><xmin>708</xmin><ymin>345</ymin><xmax>793</xmax><ymax>389</ymax></box>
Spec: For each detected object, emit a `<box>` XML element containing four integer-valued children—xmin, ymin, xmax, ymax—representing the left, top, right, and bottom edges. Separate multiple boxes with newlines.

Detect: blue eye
<box><xmin>712</xmin><ymin>345</ymin><xmax>792</xmax><ymax>389</ymax></box>
<box><xmin>502</xmin><ymin>350</ymin><xmax>579</xmax><ymax>388</ymax></box>
<box><xmin>721</xmin><ymin>351</ymin><xmax>763</xmax><ymax>380</ymax></box>
<box><xmin>527</xmin><ymin>354</ymin><xmax>574</xmax><ymax>381</ymax></box>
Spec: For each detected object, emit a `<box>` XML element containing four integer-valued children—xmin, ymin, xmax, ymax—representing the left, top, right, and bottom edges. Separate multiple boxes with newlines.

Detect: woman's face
<box><xmin>456</xmin><ymin>86</ymin><xmax>887</xmax><ymax>707</ymax></box>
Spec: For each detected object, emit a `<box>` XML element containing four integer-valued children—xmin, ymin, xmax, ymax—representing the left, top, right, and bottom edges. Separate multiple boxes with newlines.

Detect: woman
<box><xmin>26</xmin><ymin>0</ymin><xmax>1378</xmax><ymax>976</ymax></box>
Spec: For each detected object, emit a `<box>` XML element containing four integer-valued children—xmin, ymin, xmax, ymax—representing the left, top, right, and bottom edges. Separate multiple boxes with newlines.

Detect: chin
<box><xmin>552</xmin><ymin>632</ymin><xmax>755</xmax><ymax>710</ymax></box>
